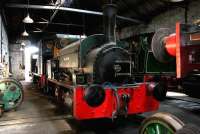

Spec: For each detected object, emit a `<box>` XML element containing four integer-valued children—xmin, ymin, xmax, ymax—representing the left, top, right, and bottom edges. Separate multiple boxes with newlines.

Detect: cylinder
<box><xmin>103</xmin><ymin>4</ymin><xmax>117</xmax><ymax>43</ymax></box>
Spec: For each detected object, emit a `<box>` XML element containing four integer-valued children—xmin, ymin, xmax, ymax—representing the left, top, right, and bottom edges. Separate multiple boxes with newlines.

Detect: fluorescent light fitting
<box><xmin>33</xmin><ymin>30</ymin><xmax>43</xmax><ymax>33</ymax></box>
<box><xmin>32</xmin><ymin>27</ymin><xmax>43</xmax><ymax>33</ymax></box>
<box><xmin>23</xmin><ymin>13</ymin><xmax>34</xmax><ymax>23</ymax></box>
<box><xmin>56</xmin><ymin>34</ymin><xmax>87</xmax><ymax>39</ymax></box>
<box><xmin>168</xmin><ymin>0</ymin><xmax>184</xmax><ymax>2</ymax></box>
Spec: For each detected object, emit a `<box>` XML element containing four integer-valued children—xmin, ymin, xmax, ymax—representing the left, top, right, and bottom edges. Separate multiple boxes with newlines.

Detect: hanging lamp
<box><xmin>21</xmin><ymin>42</ymin><xmax>26</xmax><ymax>46</ymax></box>
<box><xmin>20</xmin><ymin>46</ymin><xmax>24</xmax><ymax>51</ymax></box>
<box><xmin>23</xmin><ymin>0</ymin><xmax>34</xmax><ymax>23</ymax></box>
<box><xmin>22</xmin><ymin>29</ymin><xmax>29</xmax><ymax>36</ymax></box>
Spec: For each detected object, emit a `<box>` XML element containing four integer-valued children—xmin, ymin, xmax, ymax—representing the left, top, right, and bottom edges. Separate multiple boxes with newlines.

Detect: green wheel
<box><xmin>139</xmin><ymin>113</ymin><xmax>185</xmax><ymax>134</ymax></box>
<box><xmin>0</xmin><ymin>78</ymin><xmax>24</xmax><ymax>111</ymax></box>
<box><xmin>6</xmin><ymin>77</ymin><xmax>23</xmax><ymax>89</ymax></box>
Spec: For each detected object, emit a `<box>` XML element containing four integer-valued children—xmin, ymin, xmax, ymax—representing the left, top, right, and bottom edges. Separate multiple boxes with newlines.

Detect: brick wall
<box><xmin>9</xmin><ymin>43</ymin><xmax>25</xmax><ymax>80</ymax></box>
<box><xmin>0</xmin><ymin>15</ymin><xmax>9</xmax><ymax>77</ymax></box>
<box><xmin>119</xmin><ymin>0</ymin><xmax>200</xmax><ymax>39</ymax></box>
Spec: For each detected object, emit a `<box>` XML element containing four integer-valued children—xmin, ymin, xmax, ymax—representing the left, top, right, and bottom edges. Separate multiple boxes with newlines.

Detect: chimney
<box><xmin>103</xmin><ymin>4</ymin><xmax>117</xmax><ymax>43</ymax></box>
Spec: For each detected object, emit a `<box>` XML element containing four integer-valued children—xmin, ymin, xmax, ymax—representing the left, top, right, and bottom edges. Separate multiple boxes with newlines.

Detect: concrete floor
<box><xmin>0</xmin><ymin>83</ymin><xmax>200</xmax><ymax>134</ymax></box>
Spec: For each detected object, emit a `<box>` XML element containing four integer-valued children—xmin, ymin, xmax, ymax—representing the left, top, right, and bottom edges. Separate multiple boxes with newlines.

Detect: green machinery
<box><xmin>0</xmin><ymin>78</ymin><xmax>24</xmax><ymax>116</ymax></box>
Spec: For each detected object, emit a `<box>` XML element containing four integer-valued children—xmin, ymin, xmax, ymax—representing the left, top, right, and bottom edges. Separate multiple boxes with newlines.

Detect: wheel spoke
<box><xmin>156</xmin><ymin>124</ymin><xmax>161</xmax><ymax>134</ymax></box>
<box><xmin>145</xmin><ymin>126</ymin><xmax>155</xmax><ymax>134</ymax></box>
<box><xmin>143</xmin><ymin>123</ymin><xmax>174</xmax><ymax>134</ymax></box>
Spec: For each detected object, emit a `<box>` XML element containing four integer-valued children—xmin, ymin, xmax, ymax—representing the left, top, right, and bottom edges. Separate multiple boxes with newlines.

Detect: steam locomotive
<box><xmin>38</xmin><ymin>4</ymin><xmax>162</xmax><ymax>120</ymax></box>
<box><xmin>34</xmin><ymin>3</ymin><xmax>200</xmax><ymax>120</ymax></box>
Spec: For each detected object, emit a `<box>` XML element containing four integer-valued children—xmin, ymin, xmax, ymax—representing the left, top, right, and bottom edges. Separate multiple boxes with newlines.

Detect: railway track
<box><xmin>165</xmin><ymin>93</ymin><xmax>200</xmax><ymax>117</ymax></box>
<box><xmin>167</xmin><ymin>96</ymin><xmax>200</xmax><ymax>105</ymax></box>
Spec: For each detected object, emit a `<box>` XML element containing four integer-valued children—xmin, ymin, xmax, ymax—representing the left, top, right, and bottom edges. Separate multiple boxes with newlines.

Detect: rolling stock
<box><xmin>35</xmin><ymin>4</ymin><xmax>163</xmax><ymax>120</ymax></box>
<box><xmin>33</xmin><ymin>3</ymin><xmax>200</xmax><ymax>121</ymax></box>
